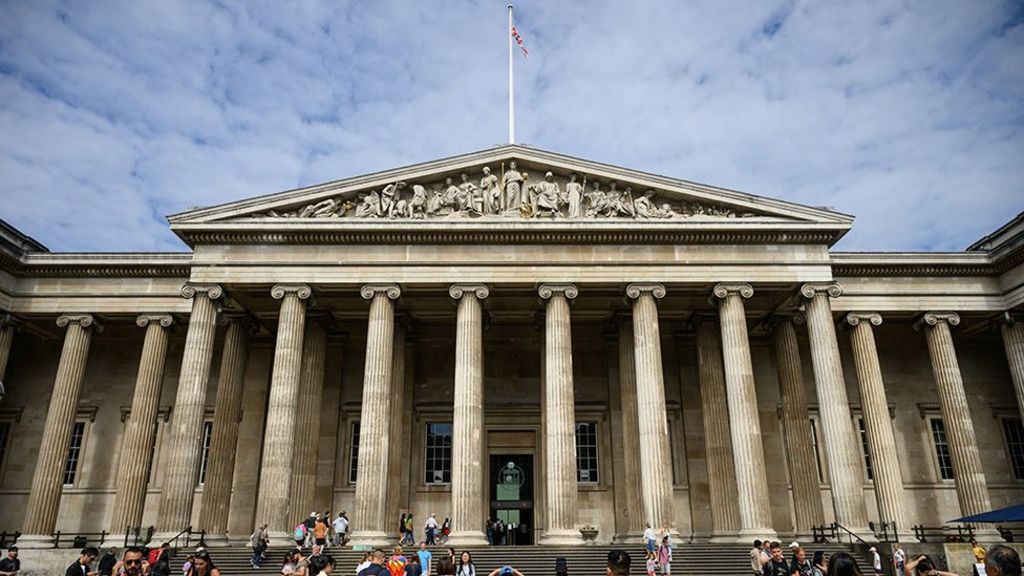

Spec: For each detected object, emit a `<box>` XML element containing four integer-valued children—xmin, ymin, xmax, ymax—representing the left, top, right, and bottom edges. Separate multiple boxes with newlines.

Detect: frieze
<box><xmin>249</xmin><ymin>163</ymin><xmax>761</xmax><ymax>221</ymax></box>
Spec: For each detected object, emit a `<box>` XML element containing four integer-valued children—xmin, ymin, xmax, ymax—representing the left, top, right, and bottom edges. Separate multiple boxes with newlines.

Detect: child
<box><xmin>646</xmin><ymin>551</ymin><xmax>657</xmax><ymax>576</ymax></box>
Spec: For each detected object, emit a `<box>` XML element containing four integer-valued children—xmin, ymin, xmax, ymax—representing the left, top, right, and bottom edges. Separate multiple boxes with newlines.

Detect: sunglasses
<box><xmin>125</xmin><ymin>559</ymin><xmax>142</xmax><ymax>565</ymax></box>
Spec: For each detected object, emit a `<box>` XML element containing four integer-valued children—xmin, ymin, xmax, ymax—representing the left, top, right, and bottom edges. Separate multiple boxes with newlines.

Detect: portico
<box><xmin>0</xmin><ymin>146</ymin><xmax>1022</xmax><ymax>547</ymax></box>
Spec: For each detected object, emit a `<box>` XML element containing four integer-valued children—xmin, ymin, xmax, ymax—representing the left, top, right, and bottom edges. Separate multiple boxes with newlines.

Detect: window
<box><xmin>63</xmin><ymin>422</ymin><xmax>86</xmax><ymax>486</ymax></box>
<box><xmin>930</xmin><ymin>418</ymin><xmax>955</xmax><ymax>480</ymax></box>
<box><xmin>1003</xmin><ymin>418</ymin><xmax>1024</xmax><ymax>481</ymax></box>
<box><xmin>0</xmin><ymin>422</ymin><xmax>10</xmax><ymax>471</ymax></box>
<box><xmin>575</xmin><ymin>421</ymin><xmax>599</xmax><ymax>483</ymax></box>
<box><xmin>348</xmin><ymin>421</ymin><xmax>360</xmax><ymax>484</ymax></box>
<box><xmin>857</xmin><ymin>418</ymin><xmax>874</xmax><ymax>481</ymax></box>
<box><xmin>424</xmin><ymin>423</ymin><xmax>453</xmax><ymax>484</ymax></box>
<box><xmin>197</xmin><ymin>422</ymin><xmax>213</xmax><ymax>485</ymax></box>
<box><xmin>809</xmin><ymin>418</ymin><xmax>824</xmax><ymax>482</ymax></box>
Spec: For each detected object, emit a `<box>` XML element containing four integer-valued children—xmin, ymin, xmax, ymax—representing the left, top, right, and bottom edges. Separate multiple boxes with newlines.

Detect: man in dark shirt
<box><xmin>97</xmin><ymin>549</ymin><xmax>117</xmax><ymax>576</ymax></box>
<box><xmin>65</xmin><ymin>547</ymin><xmax>98</xmax><ymax>576</ymax></box>
<box><xmin>0</xmin><ymin>546</ymin><xmax>20</xmax><ymax>576</ymax></box>
<box><xmin>762</xmin><ymin>542</ymin><xmax>790</xmax><ymax>576</ymax></box>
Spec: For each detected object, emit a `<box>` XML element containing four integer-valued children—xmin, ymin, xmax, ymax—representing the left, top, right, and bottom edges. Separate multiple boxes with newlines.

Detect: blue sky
<box><xmin>1</xmin><ymin>1</ymin><xmax>1022</xmax><ymax>252</ymax></box>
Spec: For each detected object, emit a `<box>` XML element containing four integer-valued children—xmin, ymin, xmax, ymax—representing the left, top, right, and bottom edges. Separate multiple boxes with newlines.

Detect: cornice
<box><xmin>829</xmin><ymin>252</ymin><xmax>998</xmax><ymax>277</ymax></box>
<box><xmin>1</xmin><ymin>253</ymin><xmax>192</xmax><ymax>278</ymax></box>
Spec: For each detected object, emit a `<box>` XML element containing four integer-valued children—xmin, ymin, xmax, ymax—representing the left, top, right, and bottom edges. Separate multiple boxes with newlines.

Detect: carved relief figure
<box><xmin>565</xmin><ymin>174</ymin><xmax>583</xmax><ymax>218</ymax></box>
<box><xmin>356</xmin><ymin>190</ymin><xmax>382</xmax><ymax>218</ymax></box>
<box><xmin>408</xmin><ymin>184</ymin><xmax>428</xmax><ymax>218</ymax></box>
<box><xmin>459</xmin><ymin>173</ymin><xmax>482</xmax><ymax>214</ymax></box>
<box><xmin>534</xmin><ymin>172</ymin><xmax>562</xmax><ymax>217</ymax></box>
<box><xmin>633</xmin><ymin>189</ymin><xmax>657</xmax><ymax>219</ymax></box>
<box><xmin>480</xmin><ymin>166</ymin><xmax>499</xmax><ymax>214</ymax></box>
<box><xmin>503</xmin><ymin>160</ymin><xmax>524</xmax><ymax>212</ymax></box>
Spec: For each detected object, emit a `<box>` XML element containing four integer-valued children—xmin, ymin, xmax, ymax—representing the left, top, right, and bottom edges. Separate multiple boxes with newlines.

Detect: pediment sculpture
<box><xmin>254</xmin><ymin>162</ymin><xmax>759</xmax><ymax>220</ymax></box>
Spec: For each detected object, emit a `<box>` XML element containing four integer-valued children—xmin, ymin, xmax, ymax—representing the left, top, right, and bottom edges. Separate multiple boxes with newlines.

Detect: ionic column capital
<box><xmin>764</xmin><ymin>313</ymin><xmax>804</xmax><ymax>333</ymax></box>
<box><xmin>997</xmin><ymin>311</ymin><xmax>1024</xmax><ymax>326</ymax></box>
<box><xmin>915</xmin><ymin>311</ymin><xmax>961</xmax><ymax>331</ymax></box>
<box><xmin>218</xmin><ymin>313</ymin><xmax>260</xmax><ymax>334</ymax></box>
<box><xmin>626</xmin><ymin>283</ymin><xmax>666</xmax><ymax>300</ymax></box>
<box><xmin>0</xmin><ymin>313</ymin><xmax>20</xmax><ymax>329</ymax></box>
<box><xmin>360</xmin><ymin>284</ymin><xmax>402</xmax><ymax>300</ymax></box>
<box><xmin>449</xmin><ymin>284</ymin><xmax>490</xmax><ymax>300</ymax></box>
<box><xmin>136</xmin><ymin>314</ymin><xmax>175</xmax><ymax>329</ymax></box>
<box><xmin>538</xmin><ymin>283</ymin><xmax>578</xmax><ymax>300</ymax></box>
<box><xmin>799</xmin><ymin>282</ymin><xmax>843</xmax><ymax>299</ymax></box>
<box><xmin>844</xmin><ymin>312</ymin><xmax>883</xmax><ymax>328</ymax></box>
<box><xmin>56</xmin><ymin>313</ymin><xmax>102</xmax><ymax>332</ymax></box>
<box><xmin>180</xmin><ymin>282</ymin><xmax>224</xmax><ymax>301</ymax></box>
<box><xmin>711</xmin><ymin>283</ymin><xmax>753</xmax><ymax>300</ymax></box>
<box><xmin>271</xmin><ymin>283</ymin><xmax>313</xmax><ymax>301</ymax></box>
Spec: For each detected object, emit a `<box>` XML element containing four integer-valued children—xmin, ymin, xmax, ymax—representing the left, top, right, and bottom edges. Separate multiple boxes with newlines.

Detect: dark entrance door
<box><xmin>489</xmin><ymin>454</ymin><xmax>534</xmax><ymax>545</ymax></box>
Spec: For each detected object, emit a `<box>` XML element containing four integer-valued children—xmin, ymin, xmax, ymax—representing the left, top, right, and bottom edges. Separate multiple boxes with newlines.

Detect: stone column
<box><xmin>844</xmin><ymin>313</ymin><xmax>909</xmax><ymax>533</ymax></box>
<box><xmin>0</xmin><ymin>314</ymin><xmax>17</xmax><ymax>385</ymax></box>
<box><xmin>626</xmin><ymin>284</ymin><xmax>676</xmax><ymax>533</ymax></box>
<box><xmin>289</xmin><ymin>315</ymin><xmax>330</xmax><ymax>525</ymax></box>
<box><xmin>385</xmin><ymin>321</ymin><xmax>407</xmax><ymax>534</ymax></box>
<box><xmin>799</xmin><ymin>283</ymin><xmax>870</xmax><ymax>535</ymax></box>
<box><xmin>349</xmin><ymin>284</ymin><xmax>401</xmax><ymax>547</ymax></box>
<box><xmin>254</xmin><ymin>284</ymin><xmax>312</xmax><ymax>543</ymax></box>
<box><xmin>538</xmin><ymin>283</ymin><xmax>584</xmax><ymax>545</ymax></box>
<box><xmin>198</xmin><ymin>314</ymin><xmax>255</xmax><ymax>543</ymax></box>
<box><xmin>19</xmin><ymin>314</ymin><xmax>99</xmax><ymax>546</ymax></box>
<box><xmin>711</xmin><ymin>283</ymin><xmax>776</xmax><ymax>542</ymax></box>
<box><xmin>1001</xmin><ymin>317</ymin><xmax>1024</xmax><ymax>424</ymax></box>
<box><xmin>448</xmin><ymin>284</ymin><xmax>490</xmax><ymax>546</ymax></box>
<box><xmin>615</xmin><ymin>316</ymin><xmax>645</xmax><ymax>540</ymax></box>
<box><xmin>920</xmin><ymin>312</ymin><xmax>992</xmax><ymax>518</ymax></box>
<box><xmin>156</xmin><ymin>283</ymin><xmax>222</xmax><ymax>537</ymax></box>
<box><xmin>693</xmin><ymin>315</ymin><xmax>741</xmax><ymax>540</ymax></box>
<box><xmin>770</xmin><ymin>316</ymin><xmax>825</xmax><ymax>535</ymax></box>
<box><xmin>109</xmin><ymin>314</ymin><xmax>175</xmax><ymax>537</ymax></box>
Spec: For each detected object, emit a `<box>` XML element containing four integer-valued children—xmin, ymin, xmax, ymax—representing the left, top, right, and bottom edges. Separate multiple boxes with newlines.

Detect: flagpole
<box><xmin>508</xmin><ymin>3</ymin><xmax>515</xmax><ymax>144</ymax></box>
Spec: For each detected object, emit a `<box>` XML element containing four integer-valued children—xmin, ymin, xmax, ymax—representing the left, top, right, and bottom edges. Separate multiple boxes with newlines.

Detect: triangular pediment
<box><xmin>168</xmin><ymin>145</ymin><xmax>852</xmax><ymax>246</ymax></box>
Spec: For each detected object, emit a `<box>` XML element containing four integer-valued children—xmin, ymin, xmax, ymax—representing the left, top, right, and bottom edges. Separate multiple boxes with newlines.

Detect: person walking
<box><xmin>440</xmin><ymin>518</ymin><xmax>451</xmax><ymax>545</ymax></box>
<box><xmin>868</xmin><ymin>547</ymin><xmax>882</xmax><ymax>576</ymax></box>
<box><xmin>761</xmin><ymin>542</ymin><xmax>790</xmax><ymax>576</ymax></box>
<box><xmin>294</xmin><ymin>521</ymin><xmax>308</xmax><ymax>548</ymax></box>
<box><xmin>811</xmin><ymin>551</ymin><xmax>828</xmax><ymax>576</ymax></box>
<box><xmin>456</xmin><ymin>552</ymin><xmax>476</xmax><ymax>576</ymax></box>
<box><xmin>416</xmin><ymin>543</ymin><xmax>432</xmax><ymax>576</ymax></box>
<box><xmin>750</xmin><ymin>541</ymin><xmax>765</xmax><ymax>576</ymax></box>
<box><xmin>305</xmin><ymin>513</ymin><xmax>318</xmax><ymax>548</ymax></box>
<box><xmin>399</xmin><ymin>515</ymin><xmax>408</xmax><ymax>547</ymax></box>
<box><xmin>791</xmin><ymin>547</ymin><xmax>812</xmax><ymax>576</ymax></box>
<box><xmin>404</xmin><ymin>556</ymin><xmax>422</xmax><ymax>576</ymax></box>
<box><xmin>333</xmin><ymin>512</ymin><xmax>349</xmax><ymax>548</ymax></box>
<box><xmin>892</xmin><ymin>545</ymin><xmax>905</xmax><ymax>576</ymax></box>
<box><xmin>251</xmin><ymin>523</ymin><xmax>270</xmax><ymax>568</ymax></box>
<box><xmin>65</xmin><ymin>547</ymin><xmax>98</xmax><ymax>576</ymax></box>
<box><xmin>643</xmin><ymin>524</ymin><xmax>657</xmax><ymax>556</ymax></box>
<box><xmin>657</xmin><ymin>536</ymin><xmax>672</xmax><ymax>575</ymax></box>
<box><xmin>387</xmin><ymin>546</ymin><xmax>407</xmax><ymax>576</ymax></box>
<box><xmin>315</xmin><ymin>516</ymin><xmax>330</xmax><ymax>548</ymax></box>
<box><xmin>425</xmin><ymin>515</ymin><xmax>439</xmax><ymax>546</ymax></box>
<box><xmin>98</xmin><ymin>548</ymin><xmax>117</xmax><ymax>576</ymax></box>
<box><xmin>403</xmin><ymin>515</ymin><xmax>415</xmax><ymax>547</ymax></box>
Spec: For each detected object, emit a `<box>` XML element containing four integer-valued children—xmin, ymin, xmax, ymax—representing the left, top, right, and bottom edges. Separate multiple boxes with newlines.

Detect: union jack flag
<box><xmin>511</xmin><ymin>24</ymin><xmax>528</xmax><ymax>58</ymax></box>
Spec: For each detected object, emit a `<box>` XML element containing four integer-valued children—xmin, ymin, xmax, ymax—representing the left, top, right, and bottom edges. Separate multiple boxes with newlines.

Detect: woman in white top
<box><xmin>457</xmin><ymin>551</ymin><xmax>476</xmax><ymax>576</ymax></box>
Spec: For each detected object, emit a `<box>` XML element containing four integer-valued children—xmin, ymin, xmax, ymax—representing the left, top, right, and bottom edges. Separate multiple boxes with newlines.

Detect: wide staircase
<box><xmin>189</xmin><ymin>542</ymin><xmax>865</xmax><ymax>575</ymax></box>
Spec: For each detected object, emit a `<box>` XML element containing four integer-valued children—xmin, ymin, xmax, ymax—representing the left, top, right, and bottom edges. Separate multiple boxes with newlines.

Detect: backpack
<box><xmin>294</xmin><ymin>524</ymin><xmax>306</xmax><ymax>540</ymax></box>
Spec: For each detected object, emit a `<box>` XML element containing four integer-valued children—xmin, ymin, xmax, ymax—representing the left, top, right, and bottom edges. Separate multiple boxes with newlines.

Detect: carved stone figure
<box><xmin>534</xmin><ymin>172</ymin><xmax>562</xmax><ymax>217</ymax></box>
<box><xmin>408</xmin><ymin>185</ymin><xmax>428</xmax><ymax>218</ymax></box>
<box><xmin>459</xmin><ymin>173</ymin><xmax>482</xmax><ymax>214</ymax></box>
<box><xmin>503</xmin><ymin>161</ymin><xmax>524</xmax><ymax>212</ymax></box>
<box><xmin>356</xmin><ymin>191</ymin><xmax>382</xmax><ymax>218</ymax></box>
<box><xmin>634</xmin><ymin>189</ymin><xmax>657</xmax><ymax>219</ymax></box>
<box><xmin>380</xmin><ymin>181</ymin><xmax>406</xmax><ymax>218</ymax></box>
<box><xmin>480</xmin><ymin>166</ymin><xmax>500</xmax><ymax>214</ymax></box>
<box><xmin>565</xmin><ymin>174</ymin><xmax>583</xmax><ymax>218</ymax></box>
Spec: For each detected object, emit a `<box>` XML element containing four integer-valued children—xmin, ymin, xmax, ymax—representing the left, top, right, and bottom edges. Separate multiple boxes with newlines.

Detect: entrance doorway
<box><xmin>489</xmin><ymin>454</ymin><xmax>534</xmax><ymax>545</ymax></box>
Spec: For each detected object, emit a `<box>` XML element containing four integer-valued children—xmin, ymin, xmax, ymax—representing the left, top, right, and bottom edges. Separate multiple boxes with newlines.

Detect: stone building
<box><xmin>0</xmin><ymin>145</ymin><xmax>1022</xmax><ymax>547</ymax></box>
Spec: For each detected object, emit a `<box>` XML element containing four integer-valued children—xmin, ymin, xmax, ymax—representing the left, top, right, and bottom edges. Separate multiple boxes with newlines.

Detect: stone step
<box><xmin>172</xmin><ymin>543</ymin><xmax>864</xmax><ymax>576</ymax></box>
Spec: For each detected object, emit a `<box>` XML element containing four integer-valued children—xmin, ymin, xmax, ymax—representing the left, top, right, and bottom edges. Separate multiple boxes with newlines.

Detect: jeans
<box><xmin>251</xmin><ymin>544</ymin><xmax>265</xmax><ymax>567</ymax></box>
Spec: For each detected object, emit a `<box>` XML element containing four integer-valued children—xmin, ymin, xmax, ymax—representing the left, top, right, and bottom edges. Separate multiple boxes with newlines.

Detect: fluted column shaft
<box><xmin>385</xmin><ymin>322</ymin><xmax>407</xmax><ymax>531</ymax></box>
<box><xmin>289</xmin><ymin>315</ymin><xmax>329</xmax><ymax>525</ymax></box>
<box><xmin>617</xmin><ymin>318</ymin><xmax>645</xmax><ymax>536</ymax></box>
<box><xmin>1002</xmin><ymin>321</ymin><xmax>1024</xmax><ymax>424</ymax></box>
<box><xmin>922</xmin><ymin>313</ymin><xmax>991</xmax><ymax>517</ymax></box>
<box><xmin>694</xmin><ymin>317</ymin><xmax>741</xmax><ymax>539</ymax></box>
<box><xmin>712</xmin><ymin>284</ymin><xmax>776</xmax><ymax>541</ymax></box>
<box><xmin>538</xmin><ymin>284</ymin><xmax>584</xmax><ymax>545</ymax></box>
<box><xmin>350</xmin><ymin>284</ymin><xmax>400</xmax><ymax>547</ymax></box>
<box><xmin>157</xmin><ymin>284</ymin><xmax>222</xmax><ymax>534</ymax></box>
<box><xmin>448</xmin><ymin>285</ymin><xmax>490</xmax><ymax>546</ymax></box>
<box><xmin>627</xmin><ymin>284</ymin><xmax>675</xmax><ymax>532</ymax></box>
<box><xmin>845</xmin><ymin>313</ymin><xmax>908</xmax><ymax>532</ymax></box>
<box><xmin>771</xmin><ymin>317</ymin><xmax>825</xmax><ymax>534</ymax></box>
<box><xmin>0</xmin><ymin>315</ymin><xmax>15</xmax><ymax>383</ymax></box>
<box><xmin>800</xmin><ymin>284</ymin><xmax>869</xmax><ymax>533</ymax></box>
<box><xmin>255</xmin><ymin>284</ymin><xmax>312</xmax><ymax>541</ymax></box>
<box><xmin>199</xmin><ymin>315</ymin><xmax>253</xmax><ymax>539</ymax></box>
<box><xmin>21</xmin><ymin>314</ymin><xmax>98</xmax><ymax>542</ymax></box>
<box><xmin>109</xmin><ymin>315</ymin><xmax>174</xmax><ymax>534</ymax></box>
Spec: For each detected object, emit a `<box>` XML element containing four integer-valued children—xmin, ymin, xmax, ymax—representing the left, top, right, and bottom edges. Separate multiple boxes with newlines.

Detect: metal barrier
<box><xmin>53</xmin><ymin>530</ymin><xmax>109</xmax><ymax>548</ymax></box>
<box><xmin>997</xmin><ymin>524</ymin><xmax>1024</xmax><ymax>543</ymax></box>
<box><xmin>123</xmin><ymin>526</ymin><xmax>155</xmax><ymax>547</ymax></box>
<box><xmin>166</xmin><ymin>526</ymin><xmax>207</xmax><ymax>550</ymax></box>
<box><xmin>912</xmin><ymin>524</ymin><xmax>975</xmax><ymax>543</ymax></box>
<box><xmin>870</xmin><ymin>521</ymin><xmax>900</xmax><ymax>543</ymax></box>
<box><xmin>812</xmin><ymin>524</ymin><xmax>837</xmax><ymax>543</ymax></box>
<box><xmin>0</xmin><ymin>531</ymin><xmax>19</xmax><ymax>548</ymax></box>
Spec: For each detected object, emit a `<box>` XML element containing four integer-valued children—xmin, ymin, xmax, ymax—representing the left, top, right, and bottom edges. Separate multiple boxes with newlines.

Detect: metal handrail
<box><xmin>869</xmin><ymin>521</ymin><xmax>900</xmax><ymax>543</ymax></box>
<box><xmin>123</xmin><ymin>526</ymin><xmax>155</xmax><ymax>547</ymax></box>
<box><xmin>53</xmin><ymin>530</ymin><xmax>109</xmax><ymax>549</ymax></box>
<box><xmin>912</xmin><ymin>524</ymin><xmax>975</xmax><ymax>543</ymax></box>
<box><xmin>812</xmin><ymin>524</ymin><xmax>837</xmax><ymax>543</ymax></box>
<box><xmin>166</xmin><ymin>526</ymin><xmax>192</xmax><ymax>549</ymax></box>
<box><xmin>0</xmin><ymin>531</ymin><xmax>19</xmax><ymax>548</ymax></box>
<box><xmin>832</xmin><ymin>523</ymin><xmax>870</xmax><ymax>547</ymax></box>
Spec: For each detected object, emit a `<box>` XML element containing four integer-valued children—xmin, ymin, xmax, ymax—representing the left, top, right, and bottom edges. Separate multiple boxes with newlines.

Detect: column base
<box><xmin>972</xmin><ymin>527</ymin><xmax>1003</xmax><ymax>544</ymax></box>
<box><xmin>14</xmin><ymin>534</ymin><xmax>55</xmax><ymax>549</ymax></box>
<box><xmin>737</xmin><ymin>527</ymin><xmax>778</xmax><ymax>544</ymax></box>
<box><xmin>446</xmin><ymin>530</ymin><xmax>489</xmax><ymax>547</ymax></box>
<box><xmin>348</xmin><ymin>530</ymin><xmax>394</xmax><ymax>549</ymax></box>
<box><xmin>199</xmin><ymin>533</ymin><xmax>231</xmax><ymax>547</ymax></box>
<box><xmin>539</xmin><ymin>529</ymin><xmax>585</xmax><ymax>546</ymax></box>
<box><xmin>612</xmin><ymin>531</ymin><xmax>643</xmax><ymax>544</ymax></box>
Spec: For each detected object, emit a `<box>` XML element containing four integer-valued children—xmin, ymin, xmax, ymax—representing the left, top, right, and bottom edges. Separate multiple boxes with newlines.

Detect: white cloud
<box><xmin>0</xmin><ymin>0</ymin><xmax>1021</xmax><ymax>251</ymax></box>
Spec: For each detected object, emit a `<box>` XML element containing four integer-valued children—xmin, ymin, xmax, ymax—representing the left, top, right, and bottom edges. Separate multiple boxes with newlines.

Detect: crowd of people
<box><xmin>748</xmin><ymin>538</ymin><xmax>1023</xmax><ymax>576</ymax></box>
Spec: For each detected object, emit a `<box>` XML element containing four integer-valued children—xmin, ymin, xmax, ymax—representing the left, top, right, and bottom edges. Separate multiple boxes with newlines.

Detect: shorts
<box><xmin>316</xmin><ymin>538</ymin><xmax>326</xmax><ymax>546</ymax></box>
<box><xmin>646</xmin><ymin>541</ymin><xmax>655</xmax><ymax>553</ymax></box>
<box><xmin>660</xmin><ymin>564</ymin><xmax>671</xmax><ymax>575</ymax></box>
